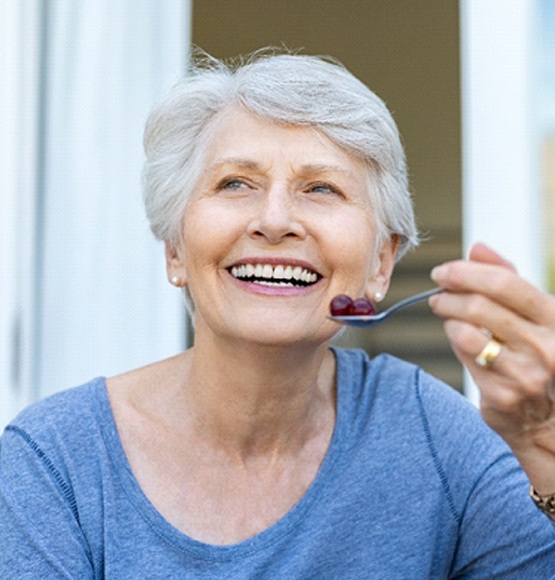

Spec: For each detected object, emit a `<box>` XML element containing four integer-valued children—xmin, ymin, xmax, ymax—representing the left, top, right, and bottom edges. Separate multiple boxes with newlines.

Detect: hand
<box><xmin>429</xmin><ymin>243</ymin><xmax>555</xmax><ymax>495</ymax></box>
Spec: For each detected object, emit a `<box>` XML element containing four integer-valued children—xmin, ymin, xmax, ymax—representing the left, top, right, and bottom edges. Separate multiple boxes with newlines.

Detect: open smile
<box><xmin>228</xmin><ymin>262</ymin><xmax>322</xmax><ymax>287</ymax></box>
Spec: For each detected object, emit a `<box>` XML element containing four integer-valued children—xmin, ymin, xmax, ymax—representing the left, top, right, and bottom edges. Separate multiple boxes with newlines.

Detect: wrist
<box><xmin>507</xmin><ymin>440</ymin><xmax>555</xmax><ymax>495</ymax></box>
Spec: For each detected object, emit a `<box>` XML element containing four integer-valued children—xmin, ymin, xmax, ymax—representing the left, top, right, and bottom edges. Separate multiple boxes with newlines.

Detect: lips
<box><xmin>228</xmin><ymin>262</ymin><xmax>321</xmax><ymax>287</ymax></box>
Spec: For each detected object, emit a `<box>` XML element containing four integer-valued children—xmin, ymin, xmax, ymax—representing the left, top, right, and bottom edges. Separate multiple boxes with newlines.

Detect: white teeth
<box><xmin>230</xmin><ymin>263</ymin><xmax>319</xmax><ymax>286</ymax></box>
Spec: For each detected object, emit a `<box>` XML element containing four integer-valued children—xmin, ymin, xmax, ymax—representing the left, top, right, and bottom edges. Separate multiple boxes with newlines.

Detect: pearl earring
<box><xmin>170</xmin><ymin>276</ymin><xmax>181</xmax><ymax>286</ymax></box>
<box><xmin>373</xmin><ymin>291</ymin><xmax>383</xmax><ymax>302</ymax></box>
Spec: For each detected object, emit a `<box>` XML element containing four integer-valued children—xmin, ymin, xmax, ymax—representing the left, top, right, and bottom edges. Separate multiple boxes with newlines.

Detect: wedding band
<box><xmin>475</xmin><ymin>338</ymin><xmax>502</xmax><ymax>368</ymax></box>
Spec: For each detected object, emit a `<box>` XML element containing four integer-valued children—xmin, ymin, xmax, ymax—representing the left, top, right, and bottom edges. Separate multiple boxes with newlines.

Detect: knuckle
<box><xmin>465</xmin><ymin>294</ymin><xmax>490</xmax><ymax>320</ymax></box>
<box><xmin>490</xmin><ymin>270</ymin><xmax>513</xmax><ymax>294</ymax></box>
<box><xmin>485</xmin><ymin>388</ymin><xmax>520</xmax><ymax>414</ymax></box>
<box><xmin>444</xmin><ymin>321</ymin><xmax>478</xmax><ymax>355</ymax></box>
<box><xmin>485</xmin><ymin>381</ymin><xmax>545</xmax><ymax>419</ymax></box>
<box><xmin>529</xmin><ymin>332</ymin><xmax>555</xmax><ymax>375</ymax></box>
<box><xmin>511</xmin><ymin>361</ymin><xmax>552</xmax><ymax>400</ymax></box>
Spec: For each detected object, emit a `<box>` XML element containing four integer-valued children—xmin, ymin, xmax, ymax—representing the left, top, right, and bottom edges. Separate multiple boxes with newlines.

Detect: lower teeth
<box><xmin>231</xmin><ymin>272</ymin><xmax>314</xmax><ymax>287</ymax></box>
<box><xmin>256</xmin><ymin>280</ymin><xmax>296</xmax><ymax>287</ymax></box>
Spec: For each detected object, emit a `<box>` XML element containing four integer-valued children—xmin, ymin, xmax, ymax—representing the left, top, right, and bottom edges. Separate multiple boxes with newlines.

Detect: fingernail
<box><xmin>431</xmin><ymin>264</ymin><xmax>447</xmax><ymax>282</ymax></box>
<box><xmin>428</xmin><ymin>293</ymin><xmax>440</xmax><ymax>309</ymax></box>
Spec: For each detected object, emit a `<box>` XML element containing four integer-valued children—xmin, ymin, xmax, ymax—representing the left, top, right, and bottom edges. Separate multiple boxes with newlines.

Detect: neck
<box><xmin>179</xmin><ymin>332</ymin><xmax>337</xmax><ymax>462</ymax></box>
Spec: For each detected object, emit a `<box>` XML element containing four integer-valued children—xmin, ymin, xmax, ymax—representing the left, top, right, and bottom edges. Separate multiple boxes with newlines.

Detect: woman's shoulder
<box><xmin>334</xmin><ymin>346</ymin><xmax>464</xmax><ymax>397</ymax></box>
<box><xmin>333</xmin><ymin>347</ymin><xmax>514</xmax><ymax>498</ymax></box>
<box><xmin>333</xmin><ymin>346</ymin><xmax>451</xmax><ymax>396</ymax></box>
<box><xmin>0</xmin><ymin>378</ymin><xmax>117</xmax><ymax>517</ymax></box>
<box><xmin>3</xmin><ymin>377</ymin><xmax>108</xmax><ymax>448</ymax></box>
<box><xmin>333</xmin><ymin>346</ymin><xmax>482</xmax><ymax>438</ymax></box>
<box><xmin>334</xmin><ymin>345</ymin><xmax>420</xmax><ymax>373</ymax></box>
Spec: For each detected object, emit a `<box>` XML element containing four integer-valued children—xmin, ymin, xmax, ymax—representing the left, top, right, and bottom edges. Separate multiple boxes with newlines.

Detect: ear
<box><xmin>364</xmin><ymin>235</ymin><xmax>399</xmax><ymax>301</ymax></box>
<box><xmin>165</xmin><ymin>241</ymin><xmax>187</xmax><ymax>287</ymax></box>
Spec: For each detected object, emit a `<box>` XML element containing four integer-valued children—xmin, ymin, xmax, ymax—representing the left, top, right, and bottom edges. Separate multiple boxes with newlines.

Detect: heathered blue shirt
<box><xmin>1</xmin><ymin>348</ymin><xmax>554</xmax><ymax>579</ymax></box>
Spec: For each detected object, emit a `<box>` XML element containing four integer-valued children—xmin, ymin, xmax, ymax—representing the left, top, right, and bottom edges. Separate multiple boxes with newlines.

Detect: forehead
<box><xmin>201</xmin><ymin>107</ymin><xmax>366</xmax><ymax>175</ymax></box>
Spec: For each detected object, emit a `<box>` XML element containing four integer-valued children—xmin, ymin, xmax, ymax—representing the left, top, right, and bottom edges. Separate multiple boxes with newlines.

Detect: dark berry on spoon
<box><xmin>330</xmin><ymin>294</ymin><xmax>354</xmax><ymax>316</ymax></box>
<box><xmin>350</xmin><ymin>298</ymin><xmax>377</xmax><ymax>316</ymax></box>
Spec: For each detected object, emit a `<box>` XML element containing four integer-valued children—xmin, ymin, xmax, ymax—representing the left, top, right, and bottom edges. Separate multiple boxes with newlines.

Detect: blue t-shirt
<box><xmin>1</xmin><ymin>348</ymin><xmax>554</xmax><ymax>578</ymax></box>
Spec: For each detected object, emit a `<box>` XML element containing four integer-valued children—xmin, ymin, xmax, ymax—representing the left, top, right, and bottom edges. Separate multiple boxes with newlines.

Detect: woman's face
<box><xmin>167</xmin><ymin>108</ymin><xmax>396</xmax><ymax>347</ymax></box>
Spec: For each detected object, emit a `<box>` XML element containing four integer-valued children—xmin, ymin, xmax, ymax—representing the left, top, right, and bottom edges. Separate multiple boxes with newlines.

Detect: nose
<box><xmin>247</xmin><ymin>187</ymin><xmax>306</xmax><ymax>244</ymax></box>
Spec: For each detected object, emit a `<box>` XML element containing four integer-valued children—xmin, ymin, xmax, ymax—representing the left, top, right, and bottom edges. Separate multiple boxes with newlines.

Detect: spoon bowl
<box><xmin>329</xmin><ymin>287</ymin><xmax>442</xmax><ymax>328</ymax></box>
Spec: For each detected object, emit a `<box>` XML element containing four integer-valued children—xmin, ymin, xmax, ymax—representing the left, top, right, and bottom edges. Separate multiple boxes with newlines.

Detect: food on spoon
<box><xmin>329</xmin><ymin>294</ymin><xmax>354</xmax><ymax>316</ymax></box>
<box><xmin>350</xmin><ymin>298</ymin><xmax>377</xmax><ymax>316</ymax></box>
<box><xmin>330</xmin><ymin>295</ymin><xmax>377</xmax><ymax>316</ymax></box>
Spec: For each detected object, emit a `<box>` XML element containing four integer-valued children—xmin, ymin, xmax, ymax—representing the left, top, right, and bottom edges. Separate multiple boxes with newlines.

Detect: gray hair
<box><xmin>142</xmin><ymin>48</ymin><xmax>419</xmax><ymax>259</ymax></box>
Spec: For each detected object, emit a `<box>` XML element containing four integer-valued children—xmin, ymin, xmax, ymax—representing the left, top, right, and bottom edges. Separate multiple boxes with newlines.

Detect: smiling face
<box><xmin>166</xmin><ymin>108</ymin><xmax>397</xmax><ymax>347</ymax></box>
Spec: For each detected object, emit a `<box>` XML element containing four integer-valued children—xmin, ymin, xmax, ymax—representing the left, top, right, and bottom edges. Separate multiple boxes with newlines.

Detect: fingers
<box><xmin>430</xmin><ymin>290</ymin><xmax>555</xmax><ymax>372</ymax></box>
<box><xmin>441</xmin><ymin>319</ymin><xmax>505</xmax><ymax>375</ymax></box>
<box><xmin>441</xmin><ymin>319</ymin><xmax>555</xmax><ymax>423</ymax></box>
<box><xmin>467</xmin><ymin>242</ymin><xmax>517</xmax><ymax>272</ymax></box>
<box><xmin>429</xmin><ymin>242</ymin><xmax>555</xmax><ymax>404</ymax></box>
<box><xmin>428</xmin><ymin>290</ymin><xmax>541</xmax><ymax>348</ymax></box>
<box><xmin>429</xmin><ymin>243</ymin><xmax>555</xmax><ymax>383</ymax></box>
<box><xmin>432</xmin><ymin>244</ymin><xmax>555</xmax><ymax>468</ymax></box>
<box><xmin>431</xmin><ymin>254</ymin><xmax>555</xmax><ymax>327</ymax></box>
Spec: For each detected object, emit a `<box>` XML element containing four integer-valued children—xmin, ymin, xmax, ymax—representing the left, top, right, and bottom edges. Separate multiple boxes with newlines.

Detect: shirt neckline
<box><xmin>95</xmin><ymin>346</ymin><xmax>349</xmax><ymax>562</ymax></box>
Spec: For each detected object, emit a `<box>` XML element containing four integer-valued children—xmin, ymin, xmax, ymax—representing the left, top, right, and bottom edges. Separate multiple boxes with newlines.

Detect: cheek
<box><xmin>181</xmin><ymin>203</ymin><xmax>244</xmax><ymax>276</ymax></box>
<box><xmin>182</xmin><ymin>204</ymin><xmax>221</xmax><ymax>252</ymax></box>
<box><xmin>328</xmin><ymin>214</ymin><xmax>377</xmax><ymax>266</ymax></box>
<box><xmin>180</xmin><ymin>211</ymin><xmax>210</xmax><ymax>279</ymax></box>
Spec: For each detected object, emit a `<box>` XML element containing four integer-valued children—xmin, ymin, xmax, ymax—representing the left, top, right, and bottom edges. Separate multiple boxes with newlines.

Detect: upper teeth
<box><xmin>230</xmin><ymin>263</ymin><xmax>319</xmax><ymax>285</ymax></box>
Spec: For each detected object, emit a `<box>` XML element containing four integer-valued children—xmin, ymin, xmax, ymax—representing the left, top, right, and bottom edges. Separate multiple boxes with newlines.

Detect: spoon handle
<box><xmin>329</xmin><ymin>287</ymin><xmax>442</xmax><ymax>328</ymax></box>
<box><xmin>381</xmin><ymin>287</ymin><xmax>442</xmax><ymax>316</ymax></box>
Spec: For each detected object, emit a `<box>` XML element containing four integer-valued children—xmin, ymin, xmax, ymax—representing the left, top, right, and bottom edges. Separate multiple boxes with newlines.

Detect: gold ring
<box><xmin>475</xmin><ymin>338</ymin><xmax>502</xmax><ymax>368</ymax></box>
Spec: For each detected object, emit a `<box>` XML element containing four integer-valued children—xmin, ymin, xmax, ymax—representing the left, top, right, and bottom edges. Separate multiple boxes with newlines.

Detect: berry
<box><xmin>330</xmin><ymin>294</ymin><xmax>354</xmax><ymax>316</ymax></box>
<box><xmin>350</xmin><ymin>298</ymin><xmax>377</xmax><ymax>316</ymax></box>
<box><xmin>330</xmin><ymin>295</ymin><xmax>377</xmax><ymax>317</ymax></box>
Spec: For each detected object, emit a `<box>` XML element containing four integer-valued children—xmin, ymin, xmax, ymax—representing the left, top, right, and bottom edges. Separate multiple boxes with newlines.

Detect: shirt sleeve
<box><xmin>453</xmin><ymin>452</ymin><xmax>555</xmax><ymax>578</ymax></box>
<box><xmin>416</xmin><ymin>370</ymin><xmax>555</xmax><ymax>578</ymax></box>
<box><xmin>0</xmin><ymin>425</ymin><xmax>95</xmax><ymax>579</ymax></box>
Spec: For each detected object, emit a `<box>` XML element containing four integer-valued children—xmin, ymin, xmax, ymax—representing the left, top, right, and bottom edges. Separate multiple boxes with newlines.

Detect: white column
<box><xmin>460</xmin><ymin>0</ymin><xmax>543</xmax><ymax>403</ymax></box>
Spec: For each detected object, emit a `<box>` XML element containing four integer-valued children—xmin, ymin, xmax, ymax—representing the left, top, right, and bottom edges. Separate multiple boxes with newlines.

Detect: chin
<box><xmin>234</xmin><ymin>318</ymin><xmax>335</xmax><ymax>349</ymax></box>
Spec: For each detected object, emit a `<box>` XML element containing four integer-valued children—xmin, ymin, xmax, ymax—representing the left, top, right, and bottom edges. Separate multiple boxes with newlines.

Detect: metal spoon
<box><xmin>329</xmin><ymin>287</ymin><xmax>442</xmax><ymax>328</ymax></box>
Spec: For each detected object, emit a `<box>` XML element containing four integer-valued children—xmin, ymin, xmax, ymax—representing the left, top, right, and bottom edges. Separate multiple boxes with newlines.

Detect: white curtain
<box><xmin>1</xmin><ymin>0</ymin><xmax>191</xmax><ymax>427</ymax></box>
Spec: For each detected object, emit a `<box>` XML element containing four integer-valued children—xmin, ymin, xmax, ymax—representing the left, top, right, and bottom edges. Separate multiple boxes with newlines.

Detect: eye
<box><xmin>305</xmin><ymin>181</ymin><xmax>344</xmax><ymax>197</ymax></box>
<box><xmin>217</xmin><ymin>178</ymin><xmax>249</xmax><ymax>191</ymax></box>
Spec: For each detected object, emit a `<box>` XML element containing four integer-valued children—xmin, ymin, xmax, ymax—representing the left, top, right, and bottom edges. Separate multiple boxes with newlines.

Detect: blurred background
<box><xmin>1</xmin><ymin>0</ymin><xmax>554</xmax><ymax>428</ymax></box>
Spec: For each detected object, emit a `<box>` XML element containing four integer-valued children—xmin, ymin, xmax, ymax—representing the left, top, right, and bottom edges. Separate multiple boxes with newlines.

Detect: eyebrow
<box><xmin>209</xmin><ymin>158</ymin><xmax>351</xmax><ymax>176</ymax></box>
<box><xmin>297</xmin><ymin>163</ymin><xmax>351</xmax><ymax>176</ymax></box>
<box><xmin>208</xmin><ymin>157</ymin><xmax>262</xmax><ymax>171</ymax></box>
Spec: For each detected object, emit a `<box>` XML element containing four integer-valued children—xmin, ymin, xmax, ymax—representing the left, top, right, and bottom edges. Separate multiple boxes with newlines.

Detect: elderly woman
<box><xmin>1</xmin><ymin>50</ymin><xmax>555</xmax><ymax>578</ymax></box>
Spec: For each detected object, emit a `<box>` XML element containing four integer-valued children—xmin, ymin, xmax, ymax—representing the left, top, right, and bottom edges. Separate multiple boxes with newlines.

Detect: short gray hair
<box><xmin>143</xmin><ymin>48</ymin><xmax>419</xmax><ymax>259</ymax></box>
